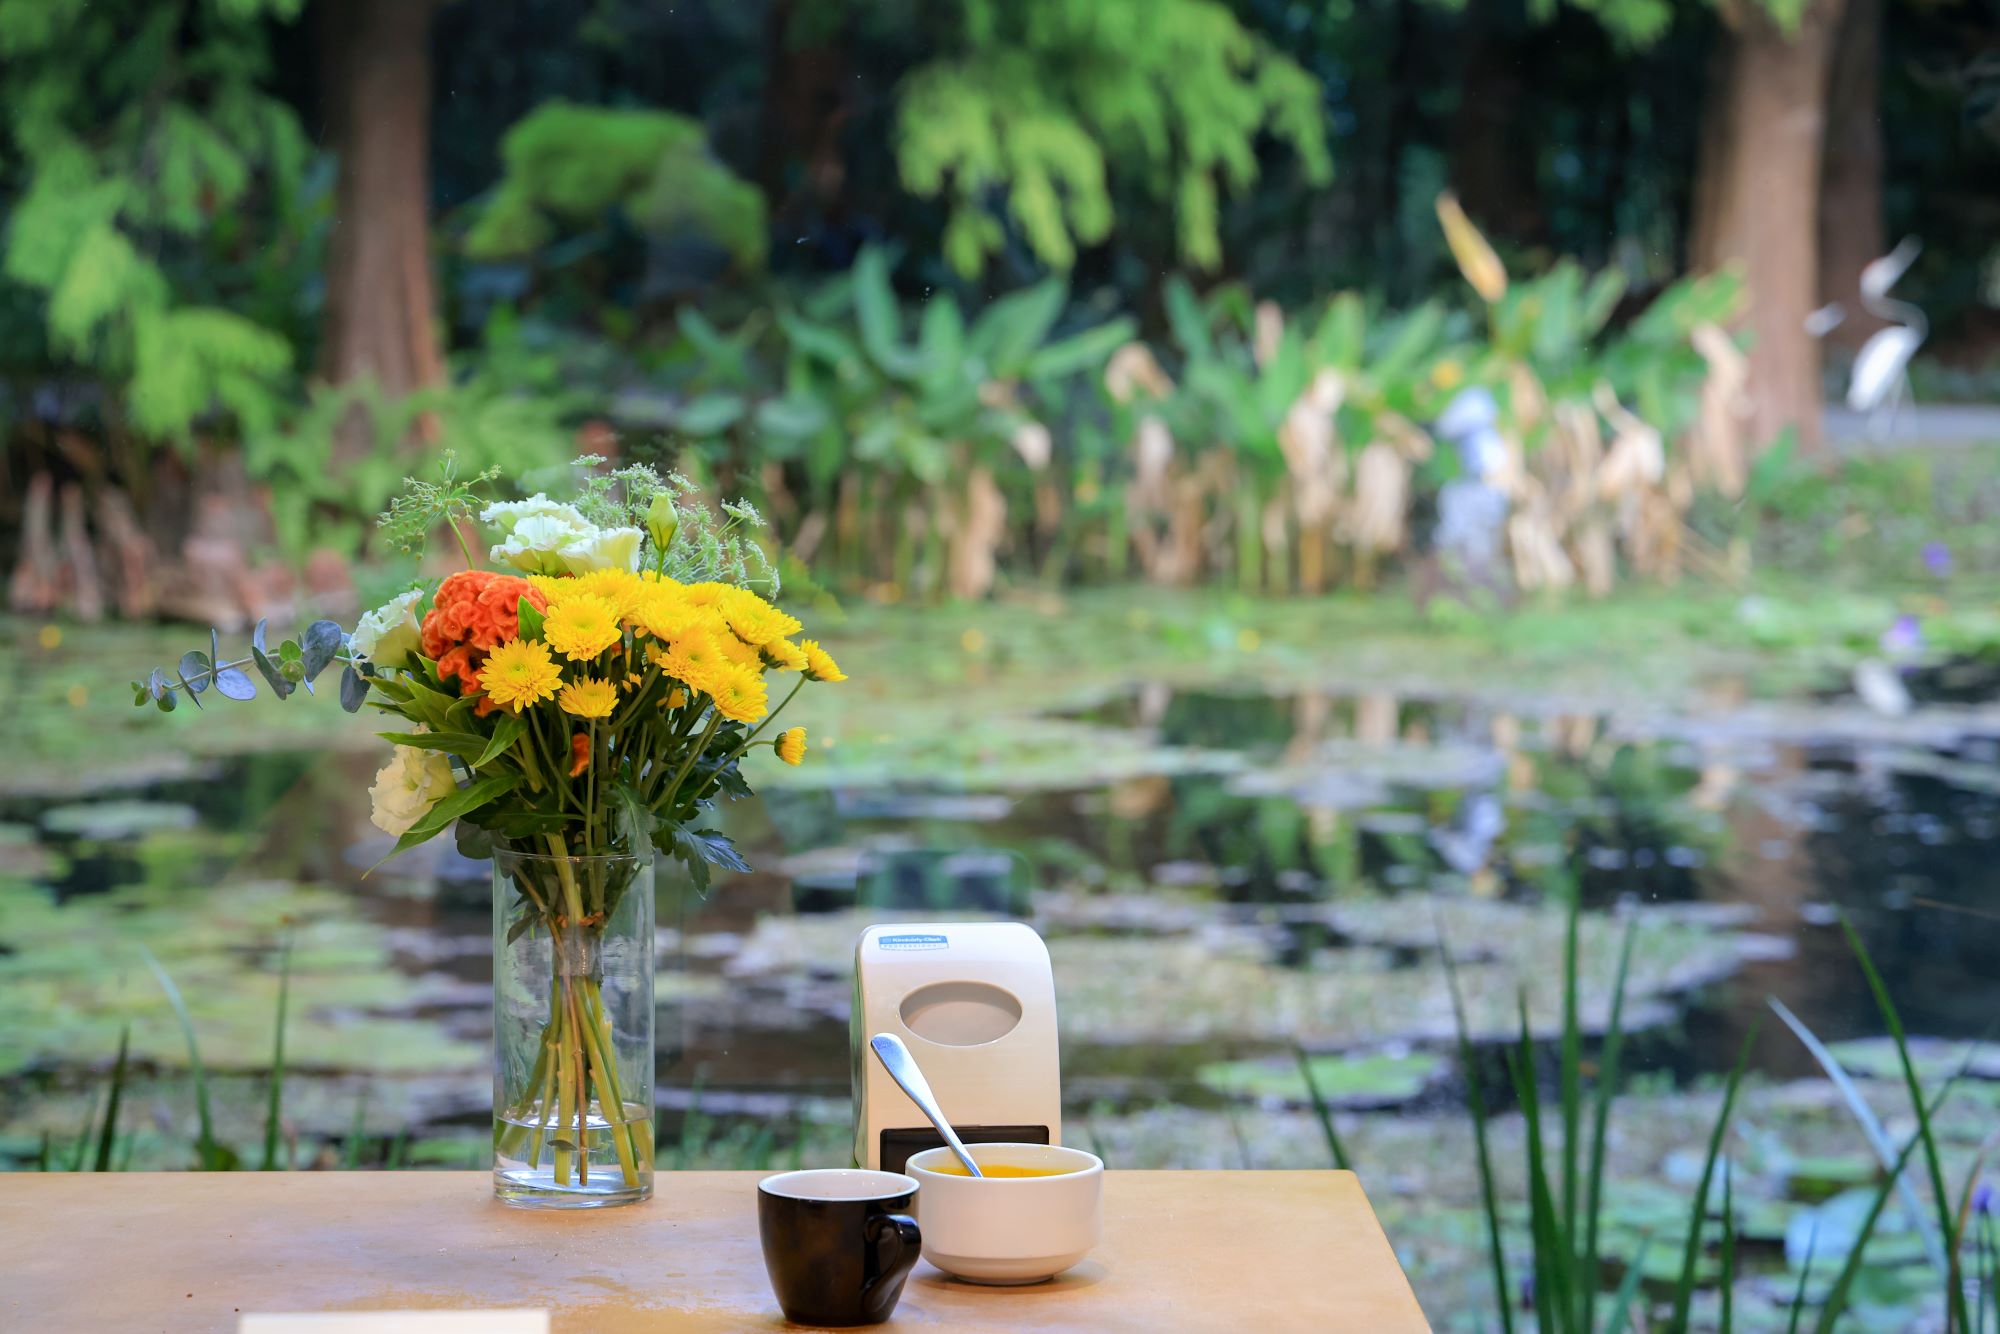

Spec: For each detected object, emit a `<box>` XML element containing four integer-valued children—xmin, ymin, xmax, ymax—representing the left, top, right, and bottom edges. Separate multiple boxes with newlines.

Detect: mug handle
<box><xmin>862</xmin><ymin>1212</ymin><xmax>922</xmax><ymax>1316</ymax></box>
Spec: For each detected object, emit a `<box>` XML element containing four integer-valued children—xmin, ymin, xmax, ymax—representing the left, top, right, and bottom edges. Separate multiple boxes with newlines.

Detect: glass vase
<box><xmin>491</xmin><ymin>847</ymin><xmax>655</xmax><ymax>1208</ymax></box>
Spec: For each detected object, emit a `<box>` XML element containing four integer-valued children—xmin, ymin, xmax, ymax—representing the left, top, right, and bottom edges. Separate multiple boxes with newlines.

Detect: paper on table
<box><xmin>241</xmin><ymin>1313</ymin><xmax>548</xmax><ymax>1334</ymax></box>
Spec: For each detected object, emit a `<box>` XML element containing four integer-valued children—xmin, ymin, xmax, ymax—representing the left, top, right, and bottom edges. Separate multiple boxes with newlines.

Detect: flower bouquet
<box><xmin>136</xmin><ymin>457</ymin><xmax>842</xmax><ymax>1205</ymax></box>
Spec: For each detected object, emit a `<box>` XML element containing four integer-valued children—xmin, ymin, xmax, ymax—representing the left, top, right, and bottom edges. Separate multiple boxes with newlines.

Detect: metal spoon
<box><xmin>869</xmin><ymin>1033</ymin><xmax>983</xmax><ymax>1178</ymax></box>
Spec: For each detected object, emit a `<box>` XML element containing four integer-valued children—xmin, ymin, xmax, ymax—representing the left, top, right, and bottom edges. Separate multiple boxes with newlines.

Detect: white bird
<box><xmin>1846</xmin><ymin>238</ymin><xmax>1926</xmax><ymax>430</ymax></box>
<box><xmin>1805</xmin><ymin>237</ymin><xmax>1927</xmax><ymax>440</ymax></box>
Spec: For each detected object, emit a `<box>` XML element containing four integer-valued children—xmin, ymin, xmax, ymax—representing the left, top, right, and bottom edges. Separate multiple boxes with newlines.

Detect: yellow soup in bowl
<box><xmin>925</xmin><ymin>1161</ymin><xmax>1076</xmax><ymax>1178</ymax></box>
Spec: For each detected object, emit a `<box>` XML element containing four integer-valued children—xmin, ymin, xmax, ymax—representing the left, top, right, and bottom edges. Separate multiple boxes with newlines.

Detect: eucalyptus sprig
<box><xmin>132</xmin><ymin>617</ymin><xmax>367</xmax><ymax>714</ymax></box>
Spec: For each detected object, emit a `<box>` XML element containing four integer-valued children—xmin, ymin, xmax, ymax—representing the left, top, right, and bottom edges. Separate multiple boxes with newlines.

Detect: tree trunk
<box><xmin>1817</xmin><ymin>0</ymin><xmax>1885</xmax><ymax>349</ymax></box>
<box><xmin>1691</xmin><ymin>0</ymin><xmax>1846</xmax><ymax>454</ymax></box>
<box><xmin>318</xmin><ymin>0</ymin><xmax>443</xmax><ymax>448</ymax></box>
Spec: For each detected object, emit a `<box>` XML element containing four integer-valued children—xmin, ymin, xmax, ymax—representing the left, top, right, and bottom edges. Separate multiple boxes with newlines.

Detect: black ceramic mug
<box><xmin>757</xmin><ymin>1168</ymin><xmax>922</xmax><ymax>1327</ymax></box>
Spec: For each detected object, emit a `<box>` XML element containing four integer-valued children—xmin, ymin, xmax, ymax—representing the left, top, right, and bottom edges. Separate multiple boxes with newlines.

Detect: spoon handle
<box><xmin>870</xmin><ymin>1033</ymin><xmax>984</xmax><ymax>1178</ymax></box>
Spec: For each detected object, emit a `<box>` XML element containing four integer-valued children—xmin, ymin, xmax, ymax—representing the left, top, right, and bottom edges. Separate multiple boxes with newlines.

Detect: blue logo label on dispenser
<box><xmin>878</xmin><ymin>933</ymin><xmax>949</xmax><ymax>951</ymax></box>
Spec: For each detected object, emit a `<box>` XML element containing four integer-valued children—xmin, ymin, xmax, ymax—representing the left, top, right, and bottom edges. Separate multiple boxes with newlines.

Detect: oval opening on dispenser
<box><xmin>899</xmin><ymin>980</ymin><xmax>1024</xmax><ymax>1046</ymax></box>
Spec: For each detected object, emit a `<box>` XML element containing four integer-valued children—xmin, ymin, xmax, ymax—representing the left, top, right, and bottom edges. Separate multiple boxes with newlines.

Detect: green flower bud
<box><xmin>645</xmin><ymin>492</ymin><xmax>679</xmax><ymax>553</ymax></box>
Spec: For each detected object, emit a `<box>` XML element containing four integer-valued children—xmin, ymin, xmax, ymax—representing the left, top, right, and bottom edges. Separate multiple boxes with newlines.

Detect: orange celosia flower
<box><xmin>569</xmin><ymin>732</ymin><xmax>591</xmax><ymax>778</ymax></box>
<box><xmin>421</xmin><ymin>570</ymin><xmax>548</xmax><ymax>659</ymax></box>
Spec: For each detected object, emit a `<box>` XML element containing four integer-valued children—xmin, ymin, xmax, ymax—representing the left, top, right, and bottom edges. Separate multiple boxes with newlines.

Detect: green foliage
<box><xmin>0</xmin><ymin>0</ymin><xmax>307</xmax><ymax>443</ymax></box>
<box><xmin>885</xmin><ymin>0</ymin><xmax>1331</xmax><ymax>275</ymax></box>
<box><xmin>466</xmin><ymin>101</ymin><xmax>767</xmax><ymax>272</ymax></box>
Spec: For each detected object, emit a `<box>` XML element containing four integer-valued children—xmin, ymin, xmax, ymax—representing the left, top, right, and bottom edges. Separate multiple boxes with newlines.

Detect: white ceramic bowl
<box><xmin>905</xmin><ymin>1143</ymin><xmax>1104</xmax><ymax>1285</ymax></box>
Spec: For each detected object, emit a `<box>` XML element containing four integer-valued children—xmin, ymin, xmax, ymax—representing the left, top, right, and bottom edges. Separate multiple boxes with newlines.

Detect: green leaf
<box><xmin>675</xmin><ymin>392</ymin><xmax>747</xmax><ymax>435</ymax></box>
<box><xmin>383</xmin><ymin>772</ymin><xmax>523</xmax><ymax>861</ymax></box>
<box><xmin>376</xmin><ymin>731</ymin><xmax>492</xmax><ymax>762</ymax></box>
<box><xmin>339</xmin><ymin>665</ymin><xmax>369</xmax><ymax>713</ymax></box>
<box><xmin>516</xmin><ymin>598</ymin><xmax>545</xmax><ymax>644</ymax></box>
<box><xmin>300</xmin><ymin>619</ymin><xmax>344</xmax><ymax>685</ymax></box>
<box><xmin>213</xmin><ymin>668</ymin><xmax>257</xmax><ymax>701</ymax></box>
<box><xmin>473</xmin><ymin>714</ymin><xmax>528</xmax><ymax>769</ymax></box>
<box><xmin>178</xmin><ymin>651</ymin><xmax>212</xmax><ymax>692</ymax></box>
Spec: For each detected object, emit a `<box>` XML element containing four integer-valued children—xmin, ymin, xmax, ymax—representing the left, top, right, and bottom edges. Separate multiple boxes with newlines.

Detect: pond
<box><xmin>5</xmin><ymin>608</ymin><xmax>1998</xmax><ymax>1327</ymax></box>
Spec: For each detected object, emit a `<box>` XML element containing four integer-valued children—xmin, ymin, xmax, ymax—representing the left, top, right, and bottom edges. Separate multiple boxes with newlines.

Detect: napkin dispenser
<box><xmin>851</xmin><ymin>921</ymin><xmax>1063</xmax><ymax>1173</ymax></box>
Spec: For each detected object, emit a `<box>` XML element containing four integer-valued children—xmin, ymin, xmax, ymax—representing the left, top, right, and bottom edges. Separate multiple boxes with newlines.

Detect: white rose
<box><xmin>350</xmin><ymin>589</ymin><xmax>424</xmax><ymax>666</ymax></box>
<box><xmin>367</xmin><ymin>745</ymin><xmax>459</xmax><ymax>837</ymax></box>
<box><xmin>558</xmin><ymin>525</ymin><xmax>642</xmax><ymax>575</ymax></box>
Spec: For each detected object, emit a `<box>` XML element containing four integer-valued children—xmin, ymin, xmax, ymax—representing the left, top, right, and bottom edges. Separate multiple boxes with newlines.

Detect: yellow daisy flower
<box><xmin>762</xmin><ymin>638</ymin><xmax>807</xmax><ymax>672</ymax></box>
<box><xmin>663</xmin><ymin>630</ymin><xmax>725</xmax><ymax>696</ymax></box>
<box><xmin>571</xmin><ymin>568</ymin><xmax>645</xmax><ymax>620</ymax></box>
<box><xmin>708</xmin><ymin>662</ymin><xmax>769</xmax><ymax>724</ymax></box>
<box><xmin>557</xmin><ymin>676</ymin><xmax>619</xmax><ymax>719</ymax></box>
<box><xmin>718</xmin><ymin>587</ymin><xmax>804</xmax><ymax>646</ymax></box>
<box><xmin>775</xmin><ymin>726</ymin><xmax>807</xmax><ymax>766</ymax></box>
<box><xmin>632</xmin><ymin>586</ymin><xmax>698</xmax><ymax>642</ymax></box>
<box><xmin>527</xmin><ymin>574</ymin><xmax>573</xmax><ymax>602</ymax></box>
<box><xmin>682</xmin><ymin>581</ymin><xmax>734</xmax><ymax>608</ymax></box>
<box><xmin>800</xmin><ymin>639</ymin><xmax>846</xmax><ymax>683</ymax></box>
<box><xmin>543</xmin><ymin>593</ymin><xmax>622</xmax><ymax>661</ymax></box>
<box><xmin>717</xmin><ymin>633</ymin><xmax>763</xmax><ymax>670</ymax></box>
<box><xmin>481</xmin><ymin>638</ymin><xmax>564</xmax><ymax>711</ymax></box>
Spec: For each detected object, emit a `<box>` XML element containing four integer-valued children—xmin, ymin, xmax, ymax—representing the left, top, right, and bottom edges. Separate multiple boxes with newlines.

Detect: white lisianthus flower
<box><xmin>367</xmin><ymin>745</ymin><xmax>458</xmax><ymax>837</ymax></box>
<box><xmin>480</xmin><ymin>494</ymin><xmax>593</xmax><ymax>538</ymax></box>
<box><xmin>350</xmin><ymin>589</ymin><xmax>424</xmax><ymax>666</ymax></box>
<box><xmin>558</xmin><ymin>525</ymin><xmax>643</xmax><ymax>575</ymax></box>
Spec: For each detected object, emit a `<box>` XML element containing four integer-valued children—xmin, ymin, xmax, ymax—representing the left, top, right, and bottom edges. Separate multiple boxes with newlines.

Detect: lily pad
<box><xmin>39</xmin><ymin>800</ymin><xmax>199</xmax><ymax>841</ymax></box>
<box><xmin>1197</xmin><ymin>1050</ymin><xmax>1447</xmax><ymax>1108</ymax></box>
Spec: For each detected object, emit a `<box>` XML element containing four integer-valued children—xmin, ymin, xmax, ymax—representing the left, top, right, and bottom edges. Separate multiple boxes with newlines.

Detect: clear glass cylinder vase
<box><xmin>491</xmin><ymin>847</ymin><xmax>654</xmax><ymax>1208</ymax></box>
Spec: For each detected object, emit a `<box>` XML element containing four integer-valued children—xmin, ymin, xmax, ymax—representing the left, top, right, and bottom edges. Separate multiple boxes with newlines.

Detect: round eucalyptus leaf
<box><xmin>339</xmin><ymin>664</ymin><xmax>369</xmax><ymax>713</ymax></box>
<box><xmin>213</xmin><ymin>667</ymin><xmax>258</xmax><ymax>701</ymax></box>
<box><xmin>178</xmin><ymin>651</ymin><xmax>212</xmax><ymax>692</ymax></box>
<box><xmin>251</xmin><ymin>645</ymin><xmax>293</xmax><ymax>699</ymax></box>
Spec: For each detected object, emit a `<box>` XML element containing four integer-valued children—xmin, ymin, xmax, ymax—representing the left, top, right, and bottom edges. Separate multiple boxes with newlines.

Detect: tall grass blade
<box><xmin>1294</xmin><ymin>1043</ymin><xmax>1352</xmax><ymax>1170</ymax></box>
<box><xmin>1510</xmin><ymin>993</ymin><xmax>1573</xmax><ymax>1334</ymax></box>
<box><xmin>260</xmin><ymin>936</ymin><xmax>293</xmax><ymax>1171</ymax></box>
<box><xmin>1814</xmin><ymin>1107</ymin><xmax>1939</xmax><ymax>1334</ymax></box>
<box><xmin>1669</xmin><ymin>1016</ymin><xmax>1761</xmax><ymax>1333</ymax></box>
<box><xmin>341</xmin><ymin>1089</ymin><xmax>369</xmax><ymax>1170</ymax></box>
<box><xmin>1602</xmin><ymin>1234</ymin><xmax>1650</xmax><ymax>1334</ymax></box>
<box><xmin>1841</xmin><ymin>915</ymin><xmax>1970</xmax><ymax>1334</ymax></box>
<box><xmin>1720</xmin><ymin>1159</ymin><xmax>1736</xmax><ymax>1332</ymax></box>
<box><xmin>1767</xmin><ymin>996</ymin><xmax>1945</xmax><ymax>1278</ymax></box>
<box><xmin>1785</xmin><ymin>1219</ymin><xmax>1818</xmax><ymax>1334</ymax></box>
<box><xmin>1559</xmin><ymin>890</ymin><xmax>1583</xmax><ymax>1332</ymax></box>
<box><xmin>1438</xmin><ymin>917</ymin><xmax>1515</xmax><ymax>1334</ymax></box>
<box><xmin>92</xmin><ymin>1025</ymin><xmax>131</xmax><ymax>1172</ymax></box>
<box><xmin>1584</xmin><ymin>917</ymin><xmax>1637</xmax><ymax>1334</ymax></box>
<box><xmin>68</xmin><ymin>1089</ymin><xmax>100</xmax><ymax>1171</ymax></box>
<box><xmin>141</xmin><ymin>945</ymin><xmax>227</xmax><ymax>1170</ymax></box>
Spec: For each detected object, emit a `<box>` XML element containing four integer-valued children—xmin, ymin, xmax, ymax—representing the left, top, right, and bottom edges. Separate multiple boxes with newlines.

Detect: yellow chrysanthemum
<box><xmin>718</xmin><ymin>587</ymin><xmax>803</xmax><ymax>647</ymax></box>
<box><xmin>527</xmin><ymin>574</ymin><xmax>572</xmax><ymax>602</ymax></box>
<box><xmin>718</xmin><ymin>633</ymin><xmax>763</xmax><ymax>670</ymax></box>
<box><xmin>569</xmin><ymin>568</ymin><xmax>645</xmax><ymax>620</ymax></box>
<box><xmin>662</xmin><ymin>630</ymin><xmax>725</xmax><ymax>696</ymax></box>
<box><xmin>666</xmin><ymin>687</ymin><xmax>688</xmax><ymax>709</ymax></box>
<box><xmin>682</xmin><ymin>581</ymin><xmax>729</xmax><ymax>608</ymax></box>
<box><xmin>632</xmin><ymin>586</ymin><xmax>699</xmax><ymax>642</ymax></box>
<box><xmin>557</xmin><ymin>676</ymin><xmax>618</xmax><ymax>719</ymax></box>
<box><xmin>762</xmin><ymin>638</ymin><xmax>807</xmax><ymax>672</ymax></box>
<box><xmin>775</xmin><ymin>726</ymin><xmax>807</xmax><ymax>766</ymax></box>
<box><xmin>481</xmin><ymin>638</ymin><xmax>564</xmax><ymax>711</ymax></box>
<box><xmin>800</xmin><ymin>639</ymin><xmax>846</xmax><ymax>683</ymax></box>
<box><xmin>542</xmin><ymin>593</ymin><xmax>622</xmax><ymax>661</ymax></box>
<box><xmin>708</xmin><ymin>662</ymin><xmax>768</xmax><ymax>724</ymax></box>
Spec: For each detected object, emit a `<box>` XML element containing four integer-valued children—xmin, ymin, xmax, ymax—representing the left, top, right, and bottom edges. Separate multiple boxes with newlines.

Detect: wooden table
<box><xmin>1</xmin><ymin>1171</ymin><xmax>1429</xmax><ymax>1332</ymax></box>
